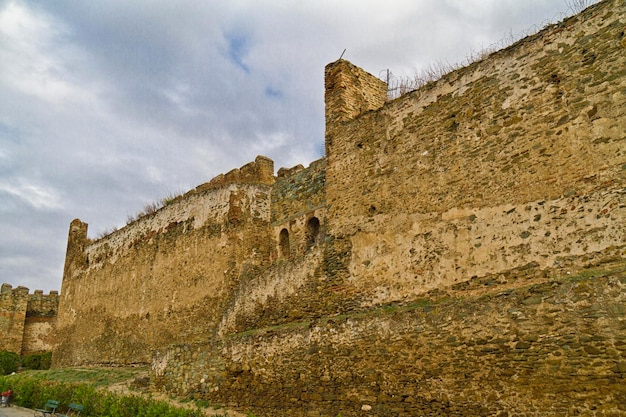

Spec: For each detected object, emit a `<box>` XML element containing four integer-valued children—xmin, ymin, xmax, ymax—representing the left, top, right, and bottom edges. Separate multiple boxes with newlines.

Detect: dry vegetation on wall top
<box><xmin>93</xmin><ymin>192</ymin><xmax>183</xmax><ymax>240</ymax></box>
<box><xmin>51</xmin><ymin>1</ymin><xmax>626</xmax><ymax>416</ymax></box>
<box><xmin>385</xmin><ymin>0</ymin><xmax>600</xmax><ymax>99</ymax></box>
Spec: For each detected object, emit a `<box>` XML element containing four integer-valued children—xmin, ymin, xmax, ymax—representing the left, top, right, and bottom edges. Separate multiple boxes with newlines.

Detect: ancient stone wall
<box><xmin>22</xmin><ymin>290</ymin><xmax>59</xmax><ymax>355</ymax></box>
<box><xmin>325</xmin><ymin>0</ymin><xmax>626</xmax><ymax>306</ymax></box>
<box><xmin>150</xmin><ymin>2</ymin><xmax>626</xmax><ymax>416</ymax></box>
<box><xmin>271</xmin><ymin>158</ymin><xmax>326</xmax><ymax>258</ymax></box>
<box><xmin>324</xmin><ymin>59</ymin><xmax>387</xmax><ymax>128</ymax></box>
<box><xmin>272</xmin><ymin>158</ymin><xmax>325</xmax><ymax>226</ymax></box>
<box><xmin>0</xmin><ymin>284</ymin><xmax>58</xmax><ymax>355</ymax></box>
<box><xmin>54</xmin><ymin>157</ymin><xmax>276</xmax><ymax>366</ymax></box>
<box><xmin>0</xmin><ymin>284</ymin><xmax>29</xmax><ymax>354</ymax></box>
<box><xmin>154</xmin><ymin>254</ymin><xmax>626</xmax><ymax>416</ymax></box>
<box><xmin>226</xmin><ymin>259</ymin><xmax>626</xmax><ymax>417</ymax></box>
<box><xmin>53</xmin><ymin>1</ymin><xmax>626</xmax><ymax>415</ymax></box>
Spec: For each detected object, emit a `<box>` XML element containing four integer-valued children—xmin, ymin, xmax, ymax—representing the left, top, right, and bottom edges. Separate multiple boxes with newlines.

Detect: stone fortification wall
<box><xmin>194</xmin><ymin>155</ymin><xmax>274</xmax><ymax>192</ymax></box>
<box><xmin>0</xmin><ymin>284</ymin><xmax>58</xmax><ymax>355</ymax></box>
<box><xmin>0</xmin><ymin>284</ymin><xmax>29</xmax><ymax>353</ymax></box>
<box><xmin>325</xmin><ymin>0</ymin><xmax>626</xmax><ymax>305</ymax></box>
<box><xmin>55</xmin><ymin>157</ymin><xmax>275</xmax><ymax>366</ymax></box>
<box><xmin>53</xmin><ymin>1</ymin><xmax>626</xmax><ymax>415</ymax></box>
<box><xmin>271</xmin><ymin>159</ymin><xmax>326</xmax><ymax>256</ymax></box>
<box><xmin>219</xmin><ymin>159</ymin><xmax>327</xmax><ymax>334</ymax></box>
<box><xmin>22</xmin><ymin>290</ymin><xmax>59</xmax><ymax>355</ymax></box>
<box><xmin>151</xmin><ymin>2</ymin><xmax>626</xmax><ymax>416</ymax></box>
<box><xmin>324</xmin><ymin>59</ymin><xmax>387</xmax><ymax>127</ymax></box>
<box><xmin>155</xmin><ymin>255</ymin><xmax>626</xmax><ymax>416</ymax></box>
<box><xmin>219</xmin><ymin>245</ymin><xmax>326</xmax><ymax>335</ymax></box>
<box><xmin>272</xmin><ymin>158</ymin><xmax>325</xmax><ymax>226</ymax></box>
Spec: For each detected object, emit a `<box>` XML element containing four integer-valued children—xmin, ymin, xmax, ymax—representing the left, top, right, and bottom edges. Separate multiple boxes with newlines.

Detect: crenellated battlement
<box><xmin>0</xmin><ymin>284</ymin><xmax>59</xmax><ymax>355</ymax></box>
<box><xmin>27</xmin><ymin>289</ymin><xmax>60</xmax><ymax>317</ymax></box>
<box><xmin>0</xmin><ymin>284</ymin><xmax>57</xmax><ymax>304</ymax></box>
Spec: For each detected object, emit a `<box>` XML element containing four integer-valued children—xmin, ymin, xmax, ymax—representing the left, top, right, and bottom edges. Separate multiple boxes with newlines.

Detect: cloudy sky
<box><xmin>0</xmin><ymin>0</ymin><xmax>593</xmax><ymax>293</ymax></box>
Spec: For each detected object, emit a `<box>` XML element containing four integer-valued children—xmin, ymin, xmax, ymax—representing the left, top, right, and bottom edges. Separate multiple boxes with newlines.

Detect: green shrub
<box><xmin>20</xmin><ymin>355</ymin><xmax>40</xmax><ymax>370</ymax></box>
<box><xmin>0</xmin><ymin>351</ymin><xmax>20</xmax><ymax>375</ymax></box>
<box><xmin>0</xmin><ymin>373</ymin><xmax>202</xmax><ymax>417</ymax></box>
<box><xmin>21</xmin><ymin>352</ymin><xmax>53</xmax><ymax>370</ymax></box>
<box><xmin>39</xmin><ymin>353</ymin><xmax>52</xmax><ymax>370</ymax></box>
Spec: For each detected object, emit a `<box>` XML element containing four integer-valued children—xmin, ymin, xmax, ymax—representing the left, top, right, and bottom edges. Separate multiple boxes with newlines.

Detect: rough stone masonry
<box><xmin>55</xmin><ymin>1</ymin><xmax>625</xmax><ymax>416</ymax></box>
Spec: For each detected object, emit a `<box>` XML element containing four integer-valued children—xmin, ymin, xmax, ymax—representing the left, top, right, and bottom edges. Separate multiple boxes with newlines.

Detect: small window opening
<box><xmin>306</xmin><ymin>217</ymin><xmax>320</xmax><ymax>248</ymax></box>
<box><xmin>279</xmin><ymin>228</ymin><xmax>290</xmax><ymax>258</ymax></box>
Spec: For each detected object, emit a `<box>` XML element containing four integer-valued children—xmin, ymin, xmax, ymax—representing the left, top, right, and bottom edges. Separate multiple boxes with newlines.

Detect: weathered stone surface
<box><xmin>51</xmin><ymin>1</ymin><xmax>626</xmax><ymax>416</ymax></box>
<box><xmin>0</xmin><ymin>284</ymin><xmax>58</xmax><ymax>355</ymax></box>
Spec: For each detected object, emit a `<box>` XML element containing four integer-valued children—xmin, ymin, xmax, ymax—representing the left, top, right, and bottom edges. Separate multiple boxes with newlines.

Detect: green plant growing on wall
<box><xmin>161</xmin><ymin>192</ymin><xmax>182</xmax><ymax>207</ymax></box>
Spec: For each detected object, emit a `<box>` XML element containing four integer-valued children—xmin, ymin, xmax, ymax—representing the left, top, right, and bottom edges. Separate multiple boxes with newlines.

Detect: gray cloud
<box><xmin>0</xmin><ymin>0</ymin><xmax>590</xmax><ymax>292</ymax></box>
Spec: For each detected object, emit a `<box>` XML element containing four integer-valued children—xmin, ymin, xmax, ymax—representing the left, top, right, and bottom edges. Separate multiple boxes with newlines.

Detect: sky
<box><xmin>0</xmin><ymin>0</ymin><xmax>595</xmax><ymax>293</ymax></box>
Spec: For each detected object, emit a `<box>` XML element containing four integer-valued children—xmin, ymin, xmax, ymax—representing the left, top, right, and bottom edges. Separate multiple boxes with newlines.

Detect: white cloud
<box><xmin>0</xmin><ymin>1</ymin><xmax>96</xmax><ymax>105</ymax></box>
<box><xmin>0</xmin><ymin>181</ymin><xmax>63</xmax><ymax>210</ymax></box>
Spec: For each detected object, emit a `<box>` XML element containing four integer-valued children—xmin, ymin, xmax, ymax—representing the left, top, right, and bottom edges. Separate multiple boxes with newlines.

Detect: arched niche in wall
<box><xmin>305</xmin><ymin>217</ymin><xmax>320</xmax><ymax>248</ymax></box>
<box><xmin>279</xmin><ymin>228</ymin><xmax>290</xmax><ymax>258</ymax></box>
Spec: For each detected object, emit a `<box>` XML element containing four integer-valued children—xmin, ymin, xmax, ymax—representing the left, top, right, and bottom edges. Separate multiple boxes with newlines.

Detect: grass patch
<box><xmin>564</xmin><ymin>264</ymin><xmax>626</xmax><ymax>282</ymax></box>
<box><xmin>228</xmin><ymin>296</ymin><xmax>444</xmax><ymax>339</ymax></box>
<box><xmin>23</xmin><ymin>367</ymin><xmax>147</xmax><ymax>388</ymax></box>
<box><xmin>228</xmin><ymin>258</ymin><xmax>626</xmax><ymax>339</ymax></box>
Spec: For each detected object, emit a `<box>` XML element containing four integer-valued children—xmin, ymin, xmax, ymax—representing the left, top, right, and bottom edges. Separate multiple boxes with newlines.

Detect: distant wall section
<box><xmin>0</xmin><ymin>284</ymin><xmax>58</xmax><ymax>355</ymax></box>
<box><xmin>55</xmin><ymin>157</ymin><xmax>275</xmax><ymax>366</ymax></box>
<box><xmin>22</xmin><ymin>290</ymin><xmax>59</xmax><ymax>355</ymax></box>
<box><xmin>0</xmin><ymin>284</ymin><xmax>28</xmax><ymax>354</ymax></box>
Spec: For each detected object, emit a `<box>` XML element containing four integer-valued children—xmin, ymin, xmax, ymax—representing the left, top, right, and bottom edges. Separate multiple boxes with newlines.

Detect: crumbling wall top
<box><xmin>195</xmin><ymin>155</ymin><xmax>275</xmax><ymax>193</ymax></box>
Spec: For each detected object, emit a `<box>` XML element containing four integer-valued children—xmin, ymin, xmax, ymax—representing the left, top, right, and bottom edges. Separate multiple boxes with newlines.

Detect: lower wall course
<box><xmin>154</xmin><ymin>254</ymin><xmax>626</xmax><ymax>416</ymax></box>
